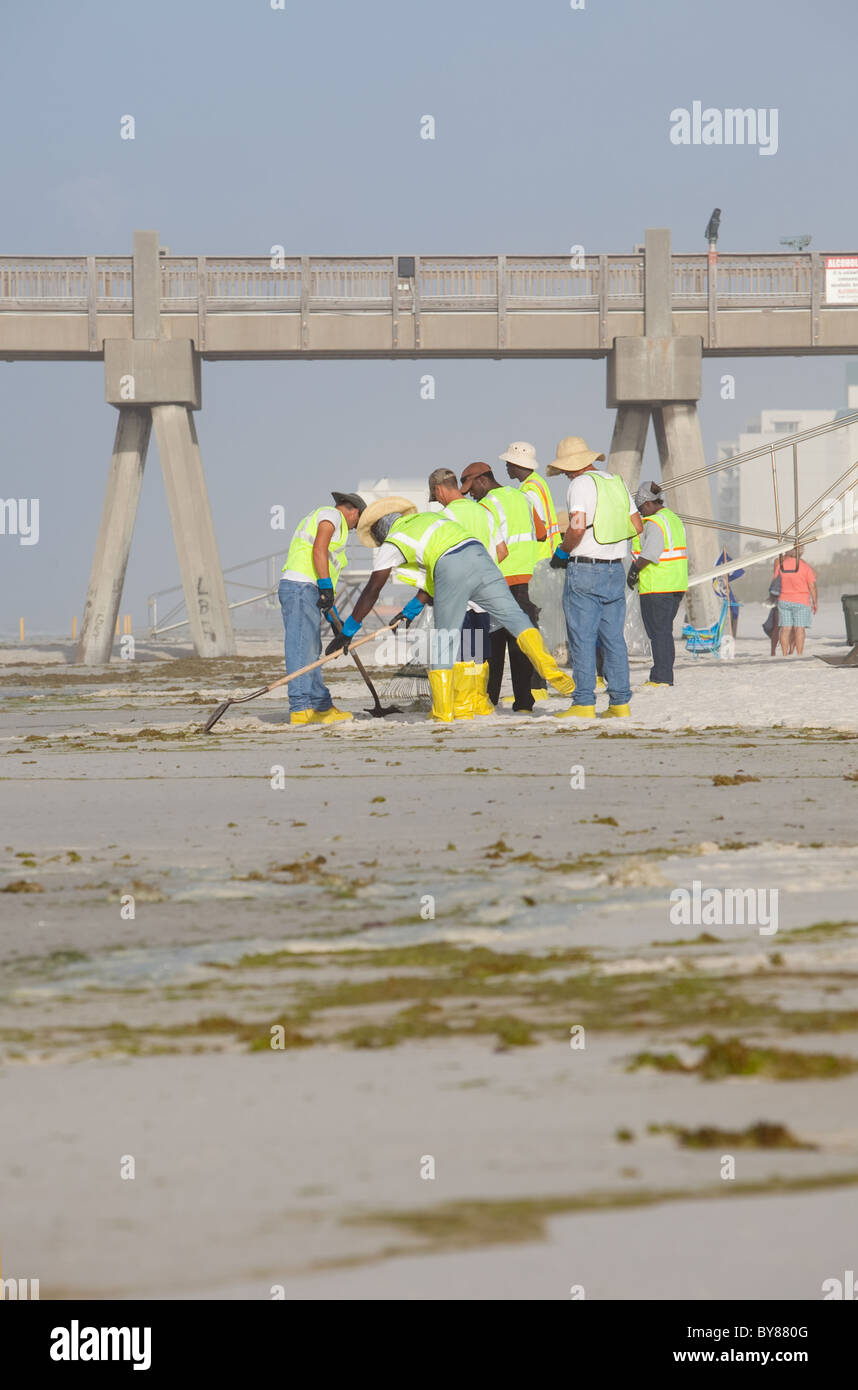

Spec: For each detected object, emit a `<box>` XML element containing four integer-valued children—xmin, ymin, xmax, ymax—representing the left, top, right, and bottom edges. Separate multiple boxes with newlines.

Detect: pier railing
<box><xmin>0</xmin><ymin>253</ymin><xmax>837</xmax><ymax>314</ymax></box>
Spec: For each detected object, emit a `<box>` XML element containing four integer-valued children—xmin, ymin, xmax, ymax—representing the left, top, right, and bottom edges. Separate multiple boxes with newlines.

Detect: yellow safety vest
<box><xmin>282</xmin><ymin>506</ymin><xmax>349</xmax><ymax>591</ymax></box>
<box><xmin>631</xmin><ymin>508</ymin><xmax>688</xmax><ymax>593</ymax></box>
<box><xmin>520</xmin><ymin>472</ymin><xmax>561</xmax><ymax>559</ymax></box>
<box><xmin>442</xmin><ymin>497</ymin><xmax>494</xmax><ymax>554</ymax></box>
<box><xmin>591</xmin><ymin>474</ymin><xmax>638</xmax><ymax>545</ymax></box>
<box><xmin>385</xmin><ymin>513</ymin><xmax>471</xmax><ymax>597</ymax></box>
<box><xmin>480</xmin><ymin>486</ymin><xmax>538</xmax><ymax>580</ymax></box>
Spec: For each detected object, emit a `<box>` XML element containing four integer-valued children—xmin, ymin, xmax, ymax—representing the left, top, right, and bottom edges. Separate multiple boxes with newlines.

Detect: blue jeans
<box><xmin>278</xmin><ymin>578</ymin><xmax>333</xmax><ymax>713</ymax></box>
<box><xmin>563</xmin><ymin>561</ymin><xmax>631</xmax><ymax>706</ymax></box>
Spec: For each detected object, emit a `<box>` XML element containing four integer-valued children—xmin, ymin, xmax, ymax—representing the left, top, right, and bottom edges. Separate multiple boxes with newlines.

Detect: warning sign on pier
<box><xmin>825</xmin><ymin>256</ymin><xmax>858</xmax><ymax>304</ymax></box>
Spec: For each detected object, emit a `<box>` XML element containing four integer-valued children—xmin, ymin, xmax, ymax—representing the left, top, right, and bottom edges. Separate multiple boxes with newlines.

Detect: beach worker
<box><xmin>278</xmin><ymin>491</ymin><xmax>366</xmax><ymax>725</ymax></box>
<box><xmin>460</xmin><ymin>462</ymin><xmax>548</xmax><ymax>712</ymax></box>
<box><xmin>627</xmin><ymin>481</ymin><xmax>688</xmax><ymax>688</ymax></box>
<box><xmin>547</xmin><ymin>437</ymin><xmax>642</xmax><ymax>718</ymax></box>
<box><xmin>774</xmin><ymin>546</ymin><xmax>818</xmax><ymax>656</ymax></box>
<box><xmin>499</xmin><ymin>441</ymin><xmax>562</xmax><ymax>560</ymax></box>
<box><xmin>325</xmin><ymin>502</ymin><xmax>574</xmax><ymax>723</ymax></box>
<box><xmin>428</xmin><ymin>468</ymin><xmax>507</xmax><ymax>717</ymax></box>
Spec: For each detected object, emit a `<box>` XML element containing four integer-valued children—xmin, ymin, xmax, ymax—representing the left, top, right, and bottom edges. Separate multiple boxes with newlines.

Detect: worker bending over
<box><xmin>325</xmin><ymin>500</ymin><xmax>574</xmax><ymax>722</ymax></box>
<box><xmin>548</xmin><ymin>437</ymin><xmax>642</xmax><ymax>719</ymax></box>
<box><xmin>278</xmin><ymin>490</ymin><xmax>366</xmax><ymax>725</ymax></box>
<box><xmin>428</xmin><ymin>468</ymin><xmax>507</xmax><ymax>717</ymax></box>
<box><xmin>627</xmin><ymin>481</ymin><xmax>688</xmax><ymax>687</ymax></box>
<box><xmin>460</xmin><ymin>462</ymin><xmax>547</xmax><ymax>712</ymax></box>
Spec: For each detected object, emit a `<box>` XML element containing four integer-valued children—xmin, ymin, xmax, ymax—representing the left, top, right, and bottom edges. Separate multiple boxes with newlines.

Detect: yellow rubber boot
<box><xmin>531</xmin><ymin>689</ymin><xmax>549</xmax><ymax>702</ymax></box>
<box><xmin>428</xmin><ymin>668</ymin><xmax>455</xmax><ymax>722</ymax></box>
<box><xmin>471</xmin><ymin>662</ymin><xmax>494</xmax><ymax>716</ymax></box>
<box><xmin>600</xmin><ymin>703</ymin><xmax>631</xmax><ymax>718</ymax></box>
<box><xmin>643</xmin><ymin>681</ymin><xmax>670</xmax><ymax>688</ymax></box>
<box><xmin>596</xmin><ymin>676</ymin><xmax>607</xmax><ymax>691</ymax></box>
<box><xmin>555</xmin><ymin>704</ymin><xmax>596</xmax><ymax>719</ymax></box>
<box><xmin>312</xmin><ymin>707</ymin><xmax>354</xmax><ymax>724</ymax></box>
<box><xmin>290</xmin><ymin>710</ymin><xmax>315</xmax><ymax>727</ymax></box>
<box><xmin>515</xmin><ymin>627</ymin><xmax>575</xmax><ymax>695</ymax></box>
<box><xmin>452</xmin><ymin>662</ymin><xmax>474</xmax><ymax>720</ymax></box>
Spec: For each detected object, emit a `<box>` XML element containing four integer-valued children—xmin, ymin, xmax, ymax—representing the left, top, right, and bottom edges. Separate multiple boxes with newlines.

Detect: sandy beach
<box><xmin>1</xmin><ymin>621</ymin><xmax>857</xmax><ymax>1299</ymax></box>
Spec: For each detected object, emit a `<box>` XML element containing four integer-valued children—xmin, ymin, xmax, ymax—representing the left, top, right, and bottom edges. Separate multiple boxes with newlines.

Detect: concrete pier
<box><xmin>76</xmin><ymin>407</ymin><xmax>151</xmax><ymax>665</ymax></box>
<box><xmin>153</xmin><ymin>405</ymin><xmax>236</xmax><ymax>657</ymax></box>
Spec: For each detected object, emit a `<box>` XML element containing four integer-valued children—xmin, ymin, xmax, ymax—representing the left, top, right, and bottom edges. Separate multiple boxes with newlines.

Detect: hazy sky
<box><xmin>2</xmin><ymin>0</ymin><xmax>857</xmax><ymax>631</ymax></box>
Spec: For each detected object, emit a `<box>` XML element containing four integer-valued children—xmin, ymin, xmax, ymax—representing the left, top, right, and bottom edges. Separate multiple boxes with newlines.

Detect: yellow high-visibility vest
<box><xmin>443</xmin><ymin>497</ymin><xmax>495</xmax><ymax>555</ymax></box>
<box><xmin>282</xmin><ymin>507</ymin><xmax>349</xmax><ymax>591</ymax></box>
<box><xmin>591</xmin><ymin>474</ymin><xmax>638</xmax><ymax>545</ymax></box>
<box><xmin>385</xmin><ymin>513</ymin><xmax>471</xmax><ymax>597</ymax></box>
<box><xmin>480</xmin><ymin>486</ymin><xmax>538</xmax><ymax>579</ymax></box>
<box><xmin>631</xmin><ymin>507</ymin><xmax>688</xmax><ymax>592</ymax></box>
<box><xmin>521</xmin><ymin>472</ymin><xmax>560</xmax><ymax>559</ymax></box>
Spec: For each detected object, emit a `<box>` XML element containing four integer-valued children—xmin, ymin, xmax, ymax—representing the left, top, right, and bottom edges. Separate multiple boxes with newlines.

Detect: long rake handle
<box><xmin>234</xmin><ymin>621</ymin><xmax>399</xmax><ymax>702</ymax></box>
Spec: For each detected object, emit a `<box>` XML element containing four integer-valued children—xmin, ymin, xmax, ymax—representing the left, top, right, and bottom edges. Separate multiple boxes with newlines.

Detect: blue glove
<box><xmin>325</xmin><ymin>614</ymin><xmax>361</xmax><ymax>655</ymax></box>
<box><xmin>316</xmin><ymin>577</ymin><xmax>335</xmax><ymax>612</ymax></box>
<box><xmin>321</xmin><ymin>604</ymin><xmax>341</xmax><ymax>627</ymax></box>
<box><xmin>549</xmin><ymin>547</ymin><xmax>570</xmax><ymax>570</ymax></box>
<box><xmin>400</xmin><ymin>595</ymin><xmax>425</xmax><ymax>622</ymax></box>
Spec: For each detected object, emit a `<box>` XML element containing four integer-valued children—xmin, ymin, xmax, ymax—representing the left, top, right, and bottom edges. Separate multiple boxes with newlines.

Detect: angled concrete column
<box><xmin>608</xmin><ymin>405</ymin><xmax>650</xmax><ymax>492</ymax></box>
<box><xmin>76</xmin><ymin>407</ymin><xmax>152</xmax><ymax>665</ymax></box>
<box><xmin>152</xmin><ymin>405</ymin><xmax>236</xmax><ymax>657</ymax></box>
<box><xmin>653</xmin><ymin>404</ymin><xmax>720</xmax><ymax>629</ymax></box>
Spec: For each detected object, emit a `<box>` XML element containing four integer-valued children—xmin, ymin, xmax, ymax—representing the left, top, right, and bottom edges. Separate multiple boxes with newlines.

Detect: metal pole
<box><xmin>793</xmin><ymin>441</ymin><xmax>800</xmax><ymax>551</ymax></box>
<box><xmin>659</xmin><ymin>410</ymin><xmax>858</xmax><ymax>492</ymax></box>
<box><xmin>771</xmin><ymin>444</ymin><xmax>782</xmax><ymax>539</ymax></box>
<box><xmin>673</xmin><ymin>513</ymin><xmax>782</xmax><ymax>540</ymax></box>
<box><xmin>793</xmin><ymin>456</ymin><xmax>858</xmax><ymax>532</ymax></box>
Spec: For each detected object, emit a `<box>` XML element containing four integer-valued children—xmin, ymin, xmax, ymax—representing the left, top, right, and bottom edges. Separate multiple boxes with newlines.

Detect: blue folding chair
<box><xmin>682</xmin><ymin>598</ymin><xmax>729</xmax><ymax>655</ymax></box>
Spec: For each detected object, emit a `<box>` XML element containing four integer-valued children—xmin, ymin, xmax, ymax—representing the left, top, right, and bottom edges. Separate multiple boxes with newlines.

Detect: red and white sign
<box><xmin>825</xmin><ymin>256</ymin><xmax>858</xmax><ymax>304</ymax></box>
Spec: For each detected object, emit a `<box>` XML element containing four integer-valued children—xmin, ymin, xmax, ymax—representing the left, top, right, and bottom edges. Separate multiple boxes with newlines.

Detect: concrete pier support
<box><xmin>75</xmin><ymin>229</ymin><xmax>236</xmax><ymax>663</ymax></box>
<box><xmin>608</xmin><ymin>405</ymin><xmax>650</xmax><ymax>492</ymax></box>
<box><xmin>76</xmin><ymin>407</ymin><xmax>151</xmax><ymax>665</ymax></box>
<box><xmin>653</xmin><ymin>404</ymin><xmax>720</xmax><ymax>628</ymax></box>
<box><xmin>152</xmin><ymin>405</ymin><xmax>236</xmax><ymax>657</ymax></box>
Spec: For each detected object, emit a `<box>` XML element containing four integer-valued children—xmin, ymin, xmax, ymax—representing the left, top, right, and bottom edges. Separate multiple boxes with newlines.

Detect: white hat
<box><xmin>499</xmin><ymin>441</ymin><xmax>539</xmax><ymax>471</ymax></box>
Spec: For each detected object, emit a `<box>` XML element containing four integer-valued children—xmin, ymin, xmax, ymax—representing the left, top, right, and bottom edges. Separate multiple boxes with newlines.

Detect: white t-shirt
<box><xmin>373</xmin><ymin>540</ymin><xmax>411</xmax><ymax>575</ymax></box>
<box><xmin>566</xmin><ymin>471</ymin><xmax>638</xmax><ymax>560</ymax></box>
<box><xmin>281</xmin><ymin>508</ymin><xmax>343</xmax><ymax>585</ymax></box>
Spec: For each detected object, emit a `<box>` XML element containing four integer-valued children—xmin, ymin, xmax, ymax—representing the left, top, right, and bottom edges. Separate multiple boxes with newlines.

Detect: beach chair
<box><xmin>682</xmin><ymin>598</ymin><xmax>730</xmax><ymax>655</ymax></box>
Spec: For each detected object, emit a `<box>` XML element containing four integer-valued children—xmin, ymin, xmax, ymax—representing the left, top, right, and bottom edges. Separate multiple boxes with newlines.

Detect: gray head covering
<box><xmin>635</xmin><ymin>480</ymin><xmax>663</xmax><ymax>510</ymax></box>
<box><xmin>370</xmin><ymin>511</ymin><xmax>403</xmax><ymax>544</ymax></box>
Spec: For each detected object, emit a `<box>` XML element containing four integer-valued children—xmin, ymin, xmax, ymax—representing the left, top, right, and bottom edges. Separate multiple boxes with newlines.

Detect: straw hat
<box><xmin>499</xmin><ymin>441</ymin><xmax>539</xmax><ymax>471</ymax></box>
<box><xmin>356</xmin><ymin>495</ymin><xmax>418</xmax><ymax>548</ymax></box>
<box><xmin>547</xmin><ymin>436</ymin><xmax>606</xmax><ymax>476</ymax></box>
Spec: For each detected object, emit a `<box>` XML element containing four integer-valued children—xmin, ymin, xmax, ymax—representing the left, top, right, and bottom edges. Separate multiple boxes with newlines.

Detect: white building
<box><xmin>716</xmin><ymin>365</ymin><xmax>858</xmax><ymax>565</ymax></box>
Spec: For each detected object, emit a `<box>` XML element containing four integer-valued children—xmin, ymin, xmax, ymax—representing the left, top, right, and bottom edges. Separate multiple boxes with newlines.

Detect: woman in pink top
<box><xmin>774</xmin><ymin>546</ymin><xmax>818</xmax><ymax>656</ymax></box>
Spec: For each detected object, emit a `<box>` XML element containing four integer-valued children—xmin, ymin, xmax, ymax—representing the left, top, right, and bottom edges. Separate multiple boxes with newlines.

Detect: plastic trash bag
<box><xmin>623</xmin><ymin>589</ymin><xmax>651</xmax><ymax>658</ymax></box>
<box><xmin>530</xmin><ymin>559</ymin><xmax>568</xmax><ymax>658</ymax></box>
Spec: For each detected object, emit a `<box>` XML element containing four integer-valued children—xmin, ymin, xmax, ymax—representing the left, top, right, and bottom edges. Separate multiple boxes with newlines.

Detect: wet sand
<box><xmin>1</xmin><ymin>631</ymin><xmax>857</xmax><ymax>1298</ymax></box>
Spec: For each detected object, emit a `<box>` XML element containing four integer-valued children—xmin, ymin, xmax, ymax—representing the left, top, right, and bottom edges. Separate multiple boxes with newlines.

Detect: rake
<box><xmin>202</xmin><ymin>621</ymin><xmax>403</xmax><ymax>732</ymax></box>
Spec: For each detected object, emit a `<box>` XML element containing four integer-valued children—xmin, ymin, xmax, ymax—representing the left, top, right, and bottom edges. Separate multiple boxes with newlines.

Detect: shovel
<box><xmin>202</xmin><ymin>620</ymin><xmax>402</xmax><ymax>733</ymax></box>
<box><xmin>326</xmin><ymin>611</ymin><xmax>402</xmax><ymax>717</ymax></box>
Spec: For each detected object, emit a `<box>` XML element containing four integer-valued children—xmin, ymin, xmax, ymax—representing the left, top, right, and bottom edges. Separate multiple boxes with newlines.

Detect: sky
<box><xmin>2</xmin><ymin>0</ymin><xmax>857</xmax><ymax>632</ymax></box>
